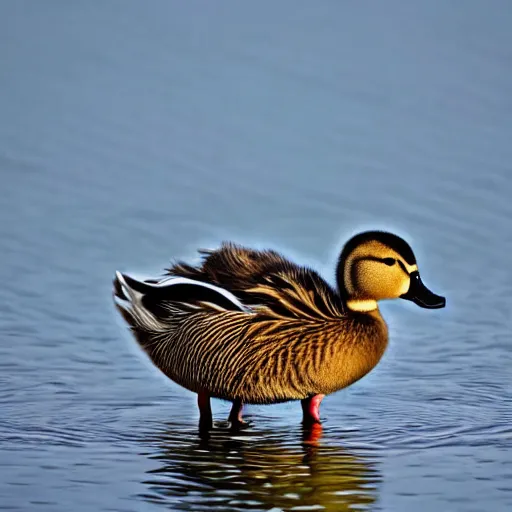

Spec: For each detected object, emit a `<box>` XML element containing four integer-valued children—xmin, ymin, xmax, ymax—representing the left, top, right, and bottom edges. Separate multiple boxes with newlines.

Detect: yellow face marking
<box><xmin>404</xmin><ymin>262</ymin><xmax>418</xmax><ymax>274</ymax></box>
<box><xmin>398</xmin><ymin>277</ymin><xmax>411</xmax><ymax>296</ymax></box>
<box><xmin>342</xmin><ymin>239</ymin><xmax>419</xmax><ymax>305</ymax></box>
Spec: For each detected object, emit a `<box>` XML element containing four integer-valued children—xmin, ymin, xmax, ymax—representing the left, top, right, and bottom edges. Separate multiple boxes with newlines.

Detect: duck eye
<box><xmin>382</xmin><ymin>258</ymin><xmax>396</xmax><ymax>266</ymax></box>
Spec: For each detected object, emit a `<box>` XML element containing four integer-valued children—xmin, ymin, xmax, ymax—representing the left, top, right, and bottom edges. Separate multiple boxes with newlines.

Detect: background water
<box><xmin>1</xmin><ymin>1</ymin><xmax>511</xmax><ymax>511</ymax></box>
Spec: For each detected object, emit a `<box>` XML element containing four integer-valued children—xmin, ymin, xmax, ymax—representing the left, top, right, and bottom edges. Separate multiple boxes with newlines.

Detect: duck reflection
<box><xmin>139</xmin><ymin>421</ymin><xmax>381</xmax><ymax>511</ymax></box>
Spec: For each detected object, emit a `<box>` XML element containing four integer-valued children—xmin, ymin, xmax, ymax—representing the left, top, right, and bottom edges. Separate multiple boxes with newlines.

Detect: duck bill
<box><xmin>401</xmin><ymin>271</ymin><xmax>446</xmax><ymax>309</ymax></box>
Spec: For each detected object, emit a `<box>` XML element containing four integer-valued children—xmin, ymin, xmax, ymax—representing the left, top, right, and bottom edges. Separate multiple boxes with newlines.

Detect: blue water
<box><xmin>1</xmin><ymin>1</ymin><xmax>511</xmax><ymax>511</ymax></box>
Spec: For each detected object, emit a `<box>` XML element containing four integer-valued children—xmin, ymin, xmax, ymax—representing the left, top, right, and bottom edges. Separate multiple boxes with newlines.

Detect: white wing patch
<box><xmin>151</xmin><ymin>276</ymin><xmax>250</xmax><ymax>312</ymax></box>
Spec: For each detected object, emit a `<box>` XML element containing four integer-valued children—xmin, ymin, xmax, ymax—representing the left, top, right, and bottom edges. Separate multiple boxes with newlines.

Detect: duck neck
<box><xmin>336</xmin><ymin>259</ymin><xmax>379</xmax><ymax>313</ymax></box>
<box><xmin>345</xmin><ymin>299</ymin><xmax>378</xmax><ymax>313</ymax></box>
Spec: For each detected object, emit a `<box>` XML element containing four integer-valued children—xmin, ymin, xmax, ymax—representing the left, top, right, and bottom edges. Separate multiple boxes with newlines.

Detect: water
<box><xmin>1</xmin><ymin>1</ymin><xmax>511</xmax><ymax>510</ymax></box>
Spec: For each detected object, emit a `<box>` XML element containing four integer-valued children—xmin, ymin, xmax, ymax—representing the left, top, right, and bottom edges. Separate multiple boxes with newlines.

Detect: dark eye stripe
<box><xmin>353</xmin><ymin>256</ymin><xmax>410</xmax><ymax>275</ymax></box>
<box><xmin>396</xmin><ymin>260</ymin><xmax>408</xmax><ymax>274</ymax></box>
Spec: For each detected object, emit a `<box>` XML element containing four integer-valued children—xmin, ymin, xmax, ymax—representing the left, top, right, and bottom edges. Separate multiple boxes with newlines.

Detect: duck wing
<box><xmin>167</xmin><ymin>243</ymin><xmax>292</xmax><ymax>289</ymax></box>
<box><xmin>167</xmin><ymin>243</ymin><xmax>345</xmax><ymax>320</ymax></box>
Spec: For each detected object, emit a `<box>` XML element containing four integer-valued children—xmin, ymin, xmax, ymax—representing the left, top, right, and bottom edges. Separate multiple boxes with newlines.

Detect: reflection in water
<box><xmin>139</xmin><ymin>421</ymin><xmax>381</xmax><ymax>511</ymax></box>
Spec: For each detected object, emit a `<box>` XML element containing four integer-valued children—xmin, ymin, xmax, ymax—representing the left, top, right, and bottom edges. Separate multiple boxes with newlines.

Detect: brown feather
<box><xmin>167</xmin><ymin>243</ymin><xmax>344</xmax><ymax>320</ymax></box>
<box><xmin>115</xmin><ymin>282</ymin><xmax>388</xmax><ymax>405</ymax></box>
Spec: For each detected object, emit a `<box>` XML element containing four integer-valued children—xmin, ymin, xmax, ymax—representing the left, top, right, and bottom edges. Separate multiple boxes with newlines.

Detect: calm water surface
<box><xmin>1</xmin><ymin>2</ymin><xmax>511</xmax><ymax>511</ymax></box>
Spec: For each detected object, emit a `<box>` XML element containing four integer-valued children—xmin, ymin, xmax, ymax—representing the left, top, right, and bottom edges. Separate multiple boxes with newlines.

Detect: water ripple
<box><xmin>137</xmin><ymin>421</ymin><xmax>381</xmax><ymax>512</ymax></box>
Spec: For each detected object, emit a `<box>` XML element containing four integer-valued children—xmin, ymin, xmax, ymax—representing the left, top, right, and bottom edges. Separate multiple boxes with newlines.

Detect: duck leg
<box><xmin>197</xmin><ymin>391</ymin><xmax>213</xmax><ymax>431</ymax></box>
<box><xmin>228</xmin><ymin>399</ymin><xmax>245</xmax><ymax>427</ymax></box>
<box><xmin>301</xmin><ymin>394</ymin><xmax>325</xmax><ymax>425</ymax></box>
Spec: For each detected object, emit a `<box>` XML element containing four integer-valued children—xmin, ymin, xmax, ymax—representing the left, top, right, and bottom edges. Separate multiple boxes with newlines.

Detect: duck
<box><xmin>113</xmin><ymin>230</ymin><xmax>445</xmax><ymax>430</ymax></box>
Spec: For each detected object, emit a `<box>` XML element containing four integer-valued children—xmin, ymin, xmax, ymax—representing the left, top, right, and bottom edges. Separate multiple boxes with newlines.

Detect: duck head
<box><xmin>336</xmin><ymin>231</ymin><xmax>446</xmax><ymax>312</ymax></box>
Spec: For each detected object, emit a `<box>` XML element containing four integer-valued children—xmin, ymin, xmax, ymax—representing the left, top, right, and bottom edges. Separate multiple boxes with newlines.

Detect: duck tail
<box><xmin>113</xmin><ymin>271</ymin><xmax>169</xmax><ymax>335</ymax></box>
<box><xmin>113</xmin><ymin>271</ymin><xmax>247</xmax><ymax>332</ymax></box>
